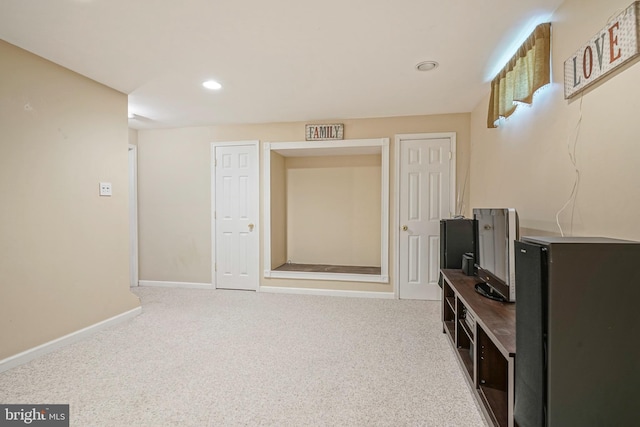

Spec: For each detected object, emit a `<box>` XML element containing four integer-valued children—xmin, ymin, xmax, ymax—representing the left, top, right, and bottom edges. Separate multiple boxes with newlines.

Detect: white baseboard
<box><xmin>259</xmin><ymin>286</ymin><xmax>396</xmax><ymax>299</ymax></box>
<box><xmin>138</xmin><ymin>280</ymin><xmax>213</xmax><ymax>289</ymax></box>
<box><xmin>0</xmin><ymin>306</ymin><xmax>142</xmax><ymax>373</ymax></box>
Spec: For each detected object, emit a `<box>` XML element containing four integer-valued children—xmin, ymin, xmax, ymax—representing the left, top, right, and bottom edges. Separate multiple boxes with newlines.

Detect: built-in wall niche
<box><xmin>264</xmin><ymin>138</ymin><xmax>389</xmax><ymax>283</ymax></box>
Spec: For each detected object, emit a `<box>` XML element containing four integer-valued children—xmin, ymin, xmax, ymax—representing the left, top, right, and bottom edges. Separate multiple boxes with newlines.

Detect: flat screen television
<box><xmin>473</xmin><ymin>208</ymin><xmax>519</xmax><ymax>302</ymax></box>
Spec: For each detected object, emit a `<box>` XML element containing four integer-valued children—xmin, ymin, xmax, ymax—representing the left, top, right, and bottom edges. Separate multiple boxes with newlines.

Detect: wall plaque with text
<box><xmin>564</xmin><ymin>1</ymin><xmax>640</xmax><ymax>99</ymax></box>
<box><xmin>305</xmin><ymin>124</ymin><xmax>344</xmax><ymax>141</ymax></box>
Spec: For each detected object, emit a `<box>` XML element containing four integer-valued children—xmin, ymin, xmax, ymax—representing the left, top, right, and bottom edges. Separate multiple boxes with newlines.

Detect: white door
<box><xmin>397</xmin><ymin>135</ymin><xmax>454</xmax><ymax>300</ymax></box>
<box><xmin>213</xmin><ymin>143</ymin><xmax>259</xmax><ymax>291</ymax></box>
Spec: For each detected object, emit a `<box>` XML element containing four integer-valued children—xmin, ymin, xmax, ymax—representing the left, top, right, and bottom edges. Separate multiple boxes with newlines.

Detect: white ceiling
<box><xmin>0</xmin><ymin>0</ymin><xmax>563</xmax><ymax>129</ymax></box>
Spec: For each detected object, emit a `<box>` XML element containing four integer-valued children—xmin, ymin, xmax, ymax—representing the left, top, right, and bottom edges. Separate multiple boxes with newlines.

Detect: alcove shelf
<box><xmin>263</xmin><ymin>138</ymin><xmax>389</xmax><ymax>283</ymax></box>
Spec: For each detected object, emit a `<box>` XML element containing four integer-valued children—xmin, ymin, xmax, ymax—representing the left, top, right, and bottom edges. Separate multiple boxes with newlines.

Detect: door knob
<box><xmin>248</xmin><ymin>223</ymin><xmax>255</xmax><ymax>231</ymax></box>
<box><xmin>402</xmin><ymin>225</ymin><xmax>408</xmax><ymax>231</ymax></box>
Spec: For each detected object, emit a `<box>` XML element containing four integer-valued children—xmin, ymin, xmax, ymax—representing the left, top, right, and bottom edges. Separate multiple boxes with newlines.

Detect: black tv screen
<box><xmin>473</xmin><ymin>208</ymin><xmax>519</xmax><ymax>302</ymax></box>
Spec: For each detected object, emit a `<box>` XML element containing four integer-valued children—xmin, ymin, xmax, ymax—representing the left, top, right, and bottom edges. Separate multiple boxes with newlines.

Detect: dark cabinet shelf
<box><xmin>441</xmin><ymin>269</ymin><xmax>515</xmax><ymax>427</ymax></box>
<box><xmin>445</xmin><ymin>296</ymin><xmax>455</xmax><ymax>312</ymax></box>
<box><xmin>458</xmin><ymin>317</ymin><xmax>473</xmax><ymax>341</ymax></box>
<box><xmin>444</xmin><ymin>320</ymin><xmax>455</xmax><ymax>337</ymax></box>
<box><xmin>478</xmin><ymin>385</ymin><xmax>508</xmax><ymax>427</ymax></box>
<box><xmin>457</xmin><ymin>347</ymin><xmax>474</xmax><ymax>377</ymax></box>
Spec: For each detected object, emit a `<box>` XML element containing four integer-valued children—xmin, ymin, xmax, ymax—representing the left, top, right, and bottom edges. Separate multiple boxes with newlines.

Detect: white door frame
<box><xmin>394</xmin><ymin>133</ymin><xmax>456</xmax><ymax>299</ymax></box>
<box><xmin>128</xmin><ymin>144</ymin><xmax>139</xmax><ymax>287</ymax></box>
<box><xmin>210</xmin><ymin>141</ymin><xmax>260</xmax><ymax>290</ymax></box>
<box><xmin>262</xmin><ymin>139</ymin><xmax>390</xmax><ymax>283</ymax></box>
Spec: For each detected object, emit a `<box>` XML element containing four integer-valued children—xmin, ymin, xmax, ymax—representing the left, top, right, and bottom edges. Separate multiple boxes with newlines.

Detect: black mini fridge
<box><xmin>514</xmin><ymin>236</ymin><xmax>640</xmax><ymax>427</ymax></box>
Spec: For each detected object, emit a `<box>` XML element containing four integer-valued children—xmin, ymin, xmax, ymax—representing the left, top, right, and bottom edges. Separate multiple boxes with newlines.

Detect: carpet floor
<box><xmin>0</xmin><ymin>287</ymin><xmax>488</xmax><ymax>426</ymax></box>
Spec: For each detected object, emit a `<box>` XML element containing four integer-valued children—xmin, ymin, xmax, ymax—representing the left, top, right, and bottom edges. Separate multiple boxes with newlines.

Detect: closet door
<box><xmin>398</xmin><ymin>135</ymin><xmax>453</xmax><ymax>300</ymax></box>
<box><xmin>213</xmin><ymin>143</ymin><xmax>259</xmax><ymax>290</ymax></box>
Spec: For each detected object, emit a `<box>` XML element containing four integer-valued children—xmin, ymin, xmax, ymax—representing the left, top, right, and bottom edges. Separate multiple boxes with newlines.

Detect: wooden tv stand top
<box><xmin>441</xmin><ymin>269</ymin><xmax>516</xmax><ymax>357</ymax></box>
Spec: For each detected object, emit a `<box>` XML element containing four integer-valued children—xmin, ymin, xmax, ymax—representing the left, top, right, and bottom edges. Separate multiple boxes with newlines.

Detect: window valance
<box><xmin>487</xmin><ymin>23</ymin><xmax>551</xmax><ymax>128</ymax></box>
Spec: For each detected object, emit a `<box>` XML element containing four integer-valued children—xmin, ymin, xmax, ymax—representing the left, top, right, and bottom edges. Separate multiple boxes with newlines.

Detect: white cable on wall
<box><xmin>456</xmin><ymin>165</ymin><xmax>469</xmax><ymax>217</ymax></box>
<box><xmin>555</xmin><ymin>10</ymin><xmax>624</xmax><ymax>236</ymax></box>
<box><xmin>555</xmin><ymin>93</ymin><xmax>583</xmax><ymax>236</ymax></box>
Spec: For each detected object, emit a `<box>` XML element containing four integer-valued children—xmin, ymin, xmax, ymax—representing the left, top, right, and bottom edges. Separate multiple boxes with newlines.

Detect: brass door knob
<box><xmin>402</xmin><ymin>225</ymin><xmax>408</xmax><ymax>231</ymax></box>
<box><xmin>248</xmin><ymin>223</ymin><xmax>255</xmax><ymax>231</ymax></box>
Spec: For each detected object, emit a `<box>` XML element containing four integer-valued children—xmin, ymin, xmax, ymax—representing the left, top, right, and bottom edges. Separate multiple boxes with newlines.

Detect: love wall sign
<box><xmin>564</xmin><ymin>1</ymin><xmax>640</xmax><ymax>99</ymax></box>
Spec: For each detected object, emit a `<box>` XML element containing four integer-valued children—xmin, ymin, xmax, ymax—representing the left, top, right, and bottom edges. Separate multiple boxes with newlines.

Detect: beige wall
<box><xmin>138</xmin><ymin>114</ymin><xmax>470</xmax><ymax>292</ymax></box>
<box><xmin>470</xmin><ymin>0</ymin><xmax>640</xmax><ymax>241</ymax></box>
<box><xmin>0</xmin><ymin>40</ymin><xmax>140</xmax><ymax>360</ymax></box>
<box><xmin>286</xmin><ymin>154</ymin><xmax>381</xmax><ymax>266</ymax></box>
<box><xmin>270</xmin><ymin>151</ymin><xmax>287</xmax><ymax>268</ymax></box>
<box><xmin>128</xmin><ymin>128</ymin><xmax>138</xmax><ymax>146</ymax></box>
<box><xmin>137</xmin><ymin>127</ymin><xmax>212</xmax><ymax>283</ymax></box>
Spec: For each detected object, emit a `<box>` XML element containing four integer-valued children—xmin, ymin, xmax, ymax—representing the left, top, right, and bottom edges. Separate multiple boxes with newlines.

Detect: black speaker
<box><xmin>514</xmin><ymin>241</ymin><xmax>547</xmax><ymax>427</ymax></box>
<box><xmin>514</xmin><ymin>236</ymin><xmax>640</xmax><ymax>426</ymax></box>
<box><xmin>461</xmin><ymin>253</ymin><xmax>474</xmax><ymax>276</ymax></box>
<box><xmin>439</xmin><ymin>219</ymin><xmax>474</xmax><ymax>287</ymax></box>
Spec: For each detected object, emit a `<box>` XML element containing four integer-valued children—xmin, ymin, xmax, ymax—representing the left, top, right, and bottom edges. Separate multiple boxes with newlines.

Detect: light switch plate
<box><xmin>99</xmin><ymin>182</ymin><xmax>112</xmax><ymax>196</ymax></box>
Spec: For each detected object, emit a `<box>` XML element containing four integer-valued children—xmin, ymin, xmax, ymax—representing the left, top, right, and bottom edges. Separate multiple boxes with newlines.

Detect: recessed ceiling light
<box><xmin>202</xmin><ymin>80</ymin><xmax>222</xmax><ymax>90</ymax></box>
<box><xmin>415</xmin><ymin>61</ymin><xmax>439</xmax><ymax>72</ymax></box>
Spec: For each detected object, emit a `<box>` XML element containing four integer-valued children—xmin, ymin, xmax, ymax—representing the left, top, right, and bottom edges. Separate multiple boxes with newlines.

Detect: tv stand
<box><xmin>441</xmin><ymin>269</ymin><xmax>515</xmax><ymax>427</ymax></box>
<box><xmin>474</xmin><ymin>282</ymin><xmax>507</xmax><ymax>302</ymax></box>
